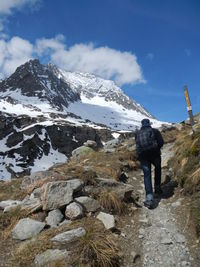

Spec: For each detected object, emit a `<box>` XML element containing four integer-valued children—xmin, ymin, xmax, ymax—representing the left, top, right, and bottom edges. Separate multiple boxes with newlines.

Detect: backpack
<box><xmin>136</xmin><ymin>127</ymin><xmax>158</xmax><ymax>155</ymax></box>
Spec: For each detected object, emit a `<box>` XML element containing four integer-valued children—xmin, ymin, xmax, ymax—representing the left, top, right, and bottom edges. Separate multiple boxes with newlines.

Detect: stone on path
<box><xmin>51</xmin><ymin>227</ymin><xmax>86</xmax><ymax>243</ymax></box>
<box><xmin>75</xmin><ymin>196</ymin><xmax>100</xmax><ymax>212</ymax></box>
<box><xmin>46</xmin><ymin>209</ymin><xmax>64</xmax><ymax>227</ymax></box>
<box><xmin>12</xmin><ymin>218</ymin><xmax>45</xmax><ymax>240</ymax></box>
<box><xmin>40</xmin><ymin>179</ymin><xmax>84</xmax><ymax>210</ymax></box>
<box><xmin>65</xmin><ymin>202</ymin><xmax>83</xmax><ymax>220</ymax></box>
<box><xmin>97</xmin><ymin>212</ymin><xmax>115</xmax><ymax>230</ymax></box>
<box><xmin>34</xmin><ymin>249</ymin><xmax>69</xmax><ymax>267</ymax></box>
<box><xmin>175</xmin><ymin>233</ymin><xmax>185</xmax><ymax>243</ymax></box>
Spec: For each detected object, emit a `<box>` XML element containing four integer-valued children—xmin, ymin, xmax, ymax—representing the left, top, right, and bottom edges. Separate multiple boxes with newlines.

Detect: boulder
<box><xmin>83</xmin><ymin>140</ymin><xmax>97</xmax><ymax>148</ymax></box>
<box><xmin>65</xmin><ymin>202</ymin><xmax>83</xmax><ymax>220</ymax></box>
<box><xmin>97</xmin><ymin>212</ymin><xmax>115</xmax><ymax>230</ymax></box>
<box><xmin>21</xmin><ymin>197</ymin><xmax>42</xmax><ymax>213</ymax></box>
<box><xmin>46</xmin><ymin>209</ymin><xmax>64</xmax><ymax>227</ymax></box>
<box><xmin>104</xmin><ymin>139</ymin><xmax>120</xmax><ymax>149</ymax></box>
<box><xmin>40</xmin><ymin>179</ymin><xmax>84</xmax><ymax>210</ymax></box>
<box><xmin>12</xmin><ymin>218</ymin><xmax>45</xmax><ymax>240</ymax></box>
<box><xmin>0</xmin><ymin>200</ymin><xmax>22</xmax><ymax>210</ymax></box>
<box><xmin>34</xmin><ymin>249</ymin><xmax>69</xmax><ymax>267</ymax></box>
<box><xmin>75</xmin><ymin>196</ymin><xmax>100</xmax><ymax>212</ymax></box>
<box><xmin>51</xmin><ymin>227</ymin><xmax>86</xmax><ymax>243</ymax></box>
<box><xmin>72</xmin><ymin>146</ymin><xmax>93</xmax><ymax>159</ymax></box>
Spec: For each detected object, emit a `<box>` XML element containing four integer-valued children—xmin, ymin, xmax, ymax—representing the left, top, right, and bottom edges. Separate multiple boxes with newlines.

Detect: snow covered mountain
<box><xmin>0</xmin><ymin>59</ymin><xmax>167</xmax><ymax>180</ymax></box>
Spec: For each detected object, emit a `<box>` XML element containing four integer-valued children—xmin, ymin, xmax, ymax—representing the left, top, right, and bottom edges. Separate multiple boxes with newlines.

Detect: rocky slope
<box><xmin>0</xmin><ymin>122</ymin><xmax>200</xmax><ymax>267</ymax></box>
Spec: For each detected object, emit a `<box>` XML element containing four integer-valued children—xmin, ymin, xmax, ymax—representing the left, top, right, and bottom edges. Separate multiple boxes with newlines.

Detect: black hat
<box><xmin>141</xmin><ymin>118</ymin><xmax>151</xmax><ymax>127</ymax></box>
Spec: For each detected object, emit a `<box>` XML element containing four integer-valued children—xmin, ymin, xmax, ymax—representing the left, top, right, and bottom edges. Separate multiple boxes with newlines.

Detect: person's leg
<box><xmin>141</xmin><ymin>159</ymin><xmax>153</xmax><ymax>202</ymax></box>
<box><xmin>152</xmin><ymin>156</ymin><xmax>162</xmax><ymax>193</ymax></box>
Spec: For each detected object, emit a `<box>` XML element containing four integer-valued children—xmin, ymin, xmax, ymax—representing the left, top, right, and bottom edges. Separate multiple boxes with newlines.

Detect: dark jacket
<box><xmin>135</xmin><ymin>126</ymin><xmax>164</xmax><ymax>160</ymax></box>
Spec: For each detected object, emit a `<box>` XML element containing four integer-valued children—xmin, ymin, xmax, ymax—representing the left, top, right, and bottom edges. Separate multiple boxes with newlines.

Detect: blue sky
<box><xmin>0</xmin><ymin>0</ymin><xmax>199</xmax><ymax>122</ymax></box>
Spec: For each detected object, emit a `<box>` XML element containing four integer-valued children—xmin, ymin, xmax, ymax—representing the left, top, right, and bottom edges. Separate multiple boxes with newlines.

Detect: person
<box><xmin>135</xmin><ymin>118</ymin><xmax>164</xmax><ymax>209</ymax></box>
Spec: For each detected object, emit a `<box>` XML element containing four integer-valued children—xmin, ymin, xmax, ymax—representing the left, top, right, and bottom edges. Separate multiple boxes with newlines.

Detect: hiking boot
<box><xmin>144</xmin><ymin>199</ymin><xmax>154</xmax><ymax>209</ymax></box>
<box><xmin>154</xmin><ymin>186</ymin><xmax>163</xmax><ymax>197</ymax></box>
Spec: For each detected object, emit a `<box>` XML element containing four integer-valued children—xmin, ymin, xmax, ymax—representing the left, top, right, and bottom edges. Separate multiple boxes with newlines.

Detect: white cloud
<box><xmin>0</xmin><ymin>0</ymin><xmax>41</xmax><ymax>31</ymax></box>
<box><xmin>0</xmin><ymin>0</ymin><xmax>40</xmax><ymax>14</ymax></box>
<box><xmin>0</xmin><ymin>36</ymin><xmax>33</xmax><ymax>75</ymax></box>
<box><xmin>36</xmin><ymin>39</ymin><xmax>145</xmax><ymax>85</ymax></box>
<box><xmin>0</xmin><ymin>35</ymin><xmax>145</xmax><ymax>86</ymax></box>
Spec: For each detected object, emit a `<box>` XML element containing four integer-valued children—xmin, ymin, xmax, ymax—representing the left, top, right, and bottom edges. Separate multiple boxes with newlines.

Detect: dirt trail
<box><xmin>119</xmin><ymin>143</ymin><xmax>200</xmax><ymax>267</ymax></box>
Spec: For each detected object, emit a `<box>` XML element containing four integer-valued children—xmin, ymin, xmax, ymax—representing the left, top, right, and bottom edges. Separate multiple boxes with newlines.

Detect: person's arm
<box><xmin>154</xmin><ymin>129</ymin><xmax>164</xmax><ymax>149</ymax></box>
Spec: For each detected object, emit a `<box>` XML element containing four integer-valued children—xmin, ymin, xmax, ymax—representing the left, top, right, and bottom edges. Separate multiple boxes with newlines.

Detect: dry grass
<box><xmin>0</xmin><ymin>207</ymin><xmax>29</xmax><ymax>240</ymax></box>
<box><xmin>73</xmin><ymin>226</ymin><xmax>121</xmax><ymax>267</ymax></box>
<box><xmin>0</xmin><ymin>178</ymin><xmax>26</xmax><ymax>201</ymax></box>
<box><xmin>10</xmin><ymin>217</ymin><xmax>122</xmax><ymax>267</ymax></box>
<box><xmin>99</xmin><ymin>190</ymin><xmax>124</xmax><ymax>214</ymax></box>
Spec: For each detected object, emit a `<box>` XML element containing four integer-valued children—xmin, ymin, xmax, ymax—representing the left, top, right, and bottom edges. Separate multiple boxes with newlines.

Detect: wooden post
<box><xmin>183</xmin><ymin>85</ymin><xmax>195</xmax><ymax>126</ymax></box>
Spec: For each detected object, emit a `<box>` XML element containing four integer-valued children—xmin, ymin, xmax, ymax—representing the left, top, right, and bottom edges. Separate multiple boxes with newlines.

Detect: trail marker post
<box><xmin>183</xmin><ymin>85</ymin><xmax>195</xmax><ymax>126</ymax></box>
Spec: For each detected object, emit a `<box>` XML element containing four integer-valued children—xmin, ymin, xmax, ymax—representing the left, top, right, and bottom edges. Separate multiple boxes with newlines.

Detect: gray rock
<box><xmin>4</xmin><ymin>204</ymin><xmax>20</xmax><ymax>213</ymax></box>
<box><xmin>30</xmin><ymin>188</ymin><xmax>41</xmax><ymax>199</ymax></box>
<box><xmin>51</xmin><ymin>227</ymin><xmax>86</xmax><ymax>243</ymax></box>
<box><xmin>171</xmin><ymin>201</ymin><xmax>181</xmax><ymax>208</ymax></box>
<box><xmin>72</xmin><ymin>146</ymin><xmax>93</xmax><ymax>159</ymax></box>
<box><xmin>40</xmin><ymin>179</ymin><xmax>84</xmax><ymax>210</ymax></box>
<box><xmin>97</xmin><ymin>212</ymin><xmax>115</xmax><ymax>230</ymax></box>
<box><xmin>59</xmin><ymin>219</ymin><xmax>72</xmax><ymax>227</ymax></box>
<box><xmin>0</xmin><ymin>200</ymin><xmax>22</xmax><ymax>210</ymax></box>
<box><xmin>104</xmin><ymin>139</ymin><xmax>120</xmax><ymax>149</ymax></box>
<box><xmin>65</xmin><ymin>202</ymin><xmax>83</xmax><ymax>220</ymax></box>
<box><xmin>12</xmin><ymin>218</ymin><xmax>45</xmax><ymax>240</ymax></box>
<box><xmin>46</xmin><ymin>209</ymin><xmax>64</xmax><ymax>227</ymax></box>
<box><xmin>75</xmin><ymin>196</ymin><xmax>100</xmax><ymax>212</ymax></box>
<box><xmin>175</xmin><ymin>233</ymin><xmax>185</xmax><ymax>243</ymax></box>
<box><xmin>83</xmin><ymin>140</ymin><xmax>97</xmax><ymax>148</ymax></box>
<box><xmin>34</xmin><ymin>249</ymin><xmax>69</xmax><ymax>267</ymax></box>
<box><xmin>21</xmin><ymin>197</ymin><xmax>42</xmax><ymax>213</ymax></box>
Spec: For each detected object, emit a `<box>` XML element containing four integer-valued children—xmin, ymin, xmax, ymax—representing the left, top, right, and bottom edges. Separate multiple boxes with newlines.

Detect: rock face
<box><xmin>46</xmin><ymin>209</ymin><xmax>64</xmax><ymax>227</ymax></box>
<box><xmin>12</xmin><ymin>218</ymin><xmax>45</xmax><ymax>240</ymax></box>
<box><xmin>41</xmin><ymin>179</ymin><xmax>84</xmax><ymax>210</ymax></box>
<box><xmin>51</xmin><ymin>227</ymin><xmax>86</xmax><ymax>244</ymax></box>
<box><xmin>65</xmin><ymin>202</ymin><xmax>83</xmax><ymax>220</ymax></box>
<box><xmin>75</xmin><ymin>196</ymin><xmax>100</xmax><ymax>212</ymax></box>
<box><xmin>97</xmin><ymin>212</ymin><xmax>115</xmax><ymax>230</ymax></box>
<box><xmin>34</xmin><ymin>249</ymin><xmax>69</xmax><ymax>267</ymax></box>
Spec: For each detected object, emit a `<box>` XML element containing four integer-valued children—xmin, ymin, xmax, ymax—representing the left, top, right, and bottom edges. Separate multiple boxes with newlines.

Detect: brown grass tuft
<box><xmin>99</xmin><ymin>190</ymin><xmax>124</xmax><ymax>214</ymax></box>
<box><xmin>0</xmin><ymin>179</ymin><xmax>26</xmax><ymax>201</ymax></box>
<box><xmin>73</xmin><ymin>227</ymin><xmax>121</xmax><ymax>267</ymax></box>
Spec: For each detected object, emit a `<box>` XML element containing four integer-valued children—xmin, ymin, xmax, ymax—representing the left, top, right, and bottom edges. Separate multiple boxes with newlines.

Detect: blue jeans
<box><xmin>140</xmin><ymin>156</ymin><xmax>161</xmax><ymax>201</ymax></box>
